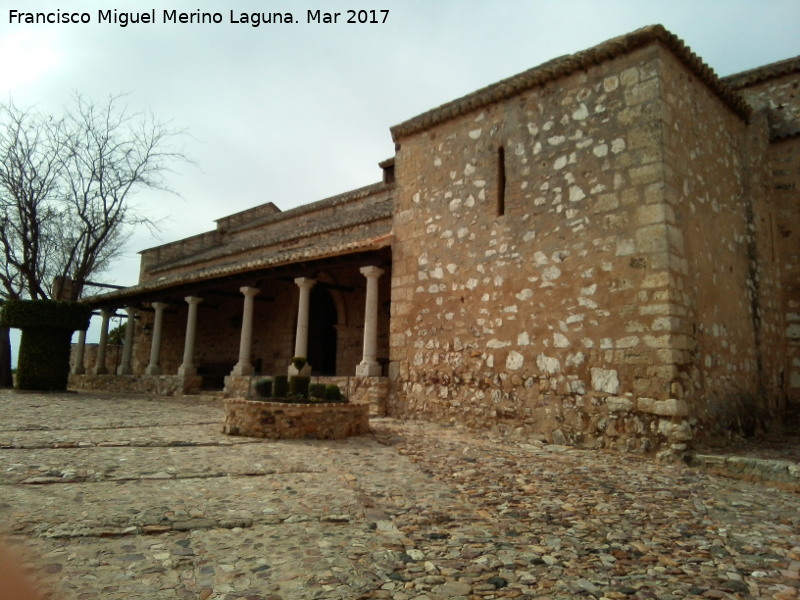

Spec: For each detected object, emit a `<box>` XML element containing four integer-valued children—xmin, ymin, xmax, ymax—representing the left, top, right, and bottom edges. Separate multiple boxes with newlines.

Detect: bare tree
<box><xmin>0</xmin><ymin>102</ymin><xmax>66</xmax><ymax>301</ymax></box>
<box><xmin>0</xmin><ymin>95</ymin><xmax>187</xmax><ymax>385</ymax></box>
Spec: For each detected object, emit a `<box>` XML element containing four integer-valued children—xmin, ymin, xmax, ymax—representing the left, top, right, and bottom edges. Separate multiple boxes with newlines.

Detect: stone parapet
<box><xmin>324</xmin><ymin>376</ymin><xmax>389</xmax><ymax>416</ymax></box>
<box><xmin>222</xmin><ymin>399</ymin><xmax>369</xmax><ymax>439</ymax></box>
<box><xmin>225</xmin><ymin>375</ymin><xmax>389</xmax><ymax>416</ymax></box>
<box><xmin>69</xmin><ymin>374</ymin><xmax>203</xmax><ymax>396</ymax></box>
<box><xmin>224</xmin><ymin>375</ymin><xmax>252</xmax><ymax>399</ymax></box>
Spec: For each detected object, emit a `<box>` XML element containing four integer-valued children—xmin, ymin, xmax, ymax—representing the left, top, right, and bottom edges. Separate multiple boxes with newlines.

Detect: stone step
<box><xmin>688</xmin><ymin>453</ymin><xmax>800</xmax><ymax>492</ymax></box>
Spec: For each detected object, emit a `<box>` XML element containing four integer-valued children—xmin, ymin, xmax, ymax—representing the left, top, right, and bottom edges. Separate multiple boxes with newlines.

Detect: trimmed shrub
<box><xmin>0</xmin><ymin>299</ymin><xmax>92</xmax><ymax>331</ymax></box>
<box><xmin>272</xmin><ymin>375</ymin><xmax>289</xmax><ymax>398</ymax></box>
<box><xmin>253</xmin><ymin>377</ymin><xmax>273</xmax><ymax>398</ymax></box>
<box><xmin>0</xmin><ymin>300</ymin><xmax>92</xmax><ymax>391</ymax></box>
<box><xmin>325</xmin><ymin>384</ymin><xmax>343</xmax><ymax>403</ymax></box>
<box><xmin>289</xmin><ymin>375</ymin><xmax>310</xmax><ymax>399</ymax></box>
<box><xmin>309</xmin><ymin>383</ymin><xmax>326</xmax><ymax>400</ymax></box>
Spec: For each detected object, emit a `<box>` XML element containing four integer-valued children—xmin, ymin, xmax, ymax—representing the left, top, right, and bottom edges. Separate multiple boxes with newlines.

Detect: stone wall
<box><xmin>658</xmin><ymin>50</ymin><xmax>785</xmax><ymax>439</ymax></box>
<box><xmin>222</xmin><ymin>399</ymin><xmax>369</xmax><ymax>439</ymax></box>
<box><xmin>225</xmin><ymin>375</ymin><xmax>389</xmax><ymax>416</ymax></box>
<box><xmin>387</xmin><ymin>43</ymin><xmax>786</xmax><ymax>454</ymax></box>
<box><xmin>69</xmin><ymin>374</ymin><xmax>202</xmax><ymax>396</ymax></box>
<box><xmin>728</xmin><ymin>65</ymin><xmax>800</xmax><ymax>409</ymax></box>
<box><xmin>319</xmin><ymin>376</ymin><xmax>390</xmax><ymax>416</ymax></box>
<box><xmin>771</xmin><ymin>136</ymin><xmax>800</xmax><ymax>403</ymax></box>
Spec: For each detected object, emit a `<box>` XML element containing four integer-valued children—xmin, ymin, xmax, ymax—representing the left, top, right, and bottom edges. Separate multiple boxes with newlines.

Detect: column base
<box><xmin>145</xmin><ymin>365</ymin><xmax>163</xmax><ymax>375</ymax></box>
<box><xmin>231</xmin><ymin>362</ymin><xmax>254</xmax><ymax>377</ymax></box>
<box><xmin>117</xmin><ymin>366</ymin><xmax>133</xmax><ymax>375</ymax></box>
<box><xmin>356</xmin><ymin>361</ymin><xmax>382</xmax><ymax>377</ymax></box>
<box><xmin>178</xmin><ymin>365</ymin><xmax>197</xmax><ymax>377</ymax></box>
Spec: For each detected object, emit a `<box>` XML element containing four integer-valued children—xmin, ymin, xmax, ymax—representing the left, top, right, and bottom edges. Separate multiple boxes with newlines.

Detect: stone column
<box><xmin>178</xmin><ymin>296</ymin><xmax>203</xmax><ymax>376</ymax></box>
<box><xmin>231</xmin><ymin>286</ymin><xmax>260</xmax><ymax>376</ymax></box>
<box><xmin>117</xmin><ymin>306</ymin><xmax>137</xmax><ymax>375</ymax></box>
<box><xmin>290</xmin><ymin>277</ymin><xmax>315</xmax><ymax>374</ymax></box>
<box><xmin>73</xmin><ymin>329</ymin><xmax>87</xmax><ymax>375</ymax></box>
<box><xmin>145</xmin><ymin>302</ymin><xmax>168</xmax><ymax>375</ymax></box>
<box><xmin>93</xmin><ymin>309</ymin><xmax>112</xmax><ymax>375</ymax></box>
<box><xmin>356</xmin><ymin>266</ymin><xmax>385</xmax><ymax>377</ymax></box>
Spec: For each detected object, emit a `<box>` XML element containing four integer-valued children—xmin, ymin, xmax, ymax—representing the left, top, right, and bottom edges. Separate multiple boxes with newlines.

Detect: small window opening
<box><xmin>497</xmin><ymin>146</ymin><xmax>507</xmax><ymax>217</ymax></box>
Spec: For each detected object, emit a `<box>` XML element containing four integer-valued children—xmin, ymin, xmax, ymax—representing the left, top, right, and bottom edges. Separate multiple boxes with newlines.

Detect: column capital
<box><xmin>185</xmin><ymin>296</ymin><xmax>203</xmax><ymax>305</ymax></box>
<box><xmin>239</xmin><ymin>286</ymin><xmax>260</xmax><ymax>297</ymax></box>
<box><xmin>360</xmin><ymin>265</ymin><xmax>385</xmax><ymax>278</ymax></box>
<box><xmin>151</xmin><ymin>301</ymin><xmax>169</xmax><ymax>311</ymax></box>
<box><xmin>293</xmin><ymin>277</ymin><xmax>315</xmax><ymax>289</ymax></box>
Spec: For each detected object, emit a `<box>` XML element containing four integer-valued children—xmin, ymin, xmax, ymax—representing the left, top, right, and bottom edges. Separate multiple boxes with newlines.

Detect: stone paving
<box><xmin>0</xmin><ymin>390</ymin><xmax>798</xmax><ymax>600</ymax></box>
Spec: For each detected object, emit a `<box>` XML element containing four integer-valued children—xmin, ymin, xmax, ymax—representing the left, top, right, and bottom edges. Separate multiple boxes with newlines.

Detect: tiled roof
<box><xmin>85</xmin><ymin>227</ymin><xmax>393</xmax><ymax>306</ymax></box>
<box><xmin>150</xmin><ymin>194</ymin><xmax>393</xmax><ymax>274</ymax></box>
<box><xmin>84</xmin><ymin>182</ymin><xmax>394</xmax><ymax>306</ymax></box>
<box><xmin>390</xmin><ymin>24</ymin><xmax>751</xmax><ymax>141</ymax></box>
<box><xmin>723</xmin><ymin>56</ymin><xmax>800</xmax><ymax>90</ymax></box>
<box><xmin>221</xmin><ymin>182</ymin><xmax>393</xmax><ymax>235</ymax></box>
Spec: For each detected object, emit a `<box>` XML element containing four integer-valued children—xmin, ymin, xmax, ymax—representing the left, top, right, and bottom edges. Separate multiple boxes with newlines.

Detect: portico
<box><xmin>72</xmin><ymin>250</ymin><xmax>391</xmax><ymax>398</ymax></box>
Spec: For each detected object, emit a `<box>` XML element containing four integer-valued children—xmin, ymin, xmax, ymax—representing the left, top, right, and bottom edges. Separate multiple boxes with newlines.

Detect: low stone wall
<box><xmin>325</xmin><ymin>377</ymin><xmax>389</xmax><ymax>416</ymax></box>
<box><xmin>222</xmin><ymin>399</ymin><xmax>370</xmax><ymax>440</ymax></box>
<box><xmin>69</xmin><ymin>374</ymin><xmax>203</xmax><ymax>396</ymax></box>
<box><xmin>225</xmin><ymin>375</ymin><xmax>389</xmax><ymax>416</ymax></box>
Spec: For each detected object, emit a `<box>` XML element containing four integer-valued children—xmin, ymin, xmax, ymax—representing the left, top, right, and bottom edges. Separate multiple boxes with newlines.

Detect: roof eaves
<box><xmin>83</xmin><ymin>233</ymin><xmax>393</xmax><ymax>307</ymax></box>
<box><xmin>390</xmin><ymin>24</ymin><xmax>750</xmax><ymax>141</ymax></box>
<box><xmin>723</xmin><ymin>56</ymin><xmax>800</xmax><ymax>90</ymax></box>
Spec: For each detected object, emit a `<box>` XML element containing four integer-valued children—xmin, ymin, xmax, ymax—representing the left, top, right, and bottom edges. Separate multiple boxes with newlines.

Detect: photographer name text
<box><xmin>8</xmin><ymin>8</ymin><xmax>390</xmax><ymax>27</ymax></box>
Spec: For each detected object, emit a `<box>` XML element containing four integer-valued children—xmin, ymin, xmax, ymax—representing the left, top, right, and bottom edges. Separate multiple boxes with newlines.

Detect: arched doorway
<box><xmin>307</xmin><ymin>285</ymin><xmax>337</xmax><ymax>375</ymax></box>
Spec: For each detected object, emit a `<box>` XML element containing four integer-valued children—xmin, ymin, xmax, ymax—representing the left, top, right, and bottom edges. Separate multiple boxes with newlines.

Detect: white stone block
<box><xmin>537</xmin><ymin>354</ymin><xmax>560</xmax><ymax>375</ymax></box>
<box><xmin>605</xmin><ymin>396</ymin><xmax>634</xmax><ymax>413</ymax></box>
<box><xmin>637</xmin><ymin>397</ymin><xmax>688</xmax><ymax>417</ymax></box>
<box><xmin>591</xmin><ymin>368</ymin><xmax>619</xmax><ymax>394</ymax></box>
<box><xmin>506</xmin><ymin>351</ymin><xmax>524</xmax><ymax>371</ymax></box>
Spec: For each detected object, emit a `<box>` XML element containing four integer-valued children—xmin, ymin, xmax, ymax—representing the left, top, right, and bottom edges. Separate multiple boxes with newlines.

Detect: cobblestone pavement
<box><xmin>0</xmin><ymin>390</ymin><xmax>798</xmax><ymax>600</ymax></box>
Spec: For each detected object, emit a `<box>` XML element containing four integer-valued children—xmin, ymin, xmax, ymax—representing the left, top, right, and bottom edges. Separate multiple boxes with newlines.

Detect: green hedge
<box><xmin>289</xmin><ymin>375</ymin><xmax>310</xmax><ymax>398</ymax></box>
<box><xmin>0</xmin><ymin>299</ymin><xmax>92</xmax><ymax>331</ymax></box>
<box><xmin>1</xmin><ymin>300</ymin><xmax>92</xmax><ymax>391</ymax></box>
<box><xmin>16</xmin><ymin>328</ymin><xmax>75</xmax><ymax>391</ymax></box>
<box><xmin>325</xmin><ymin>384</ymin><xmax>343</xmax><ymax>402</ymax></box>
<box><xmin>253</xmin><ymin>377</ymin><xmax>273</xmax><ymax>398</ymax></box>
<box><xmin>272</xmin><ymin>375</ymin><xmax>289</xmax><ymax>398</ymax></box>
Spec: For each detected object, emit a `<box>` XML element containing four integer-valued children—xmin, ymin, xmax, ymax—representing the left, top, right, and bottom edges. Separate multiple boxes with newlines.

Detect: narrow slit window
<box><xmin>497</xmin><ymin>146</ymin><xmax>507</xmax><ymax>217</ymax></box>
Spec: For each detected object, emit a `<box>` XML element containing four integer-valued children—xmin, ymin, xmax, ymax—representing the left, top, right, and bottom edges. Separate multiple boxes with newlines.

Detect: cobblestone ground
<box><xmin>0</xmin><ymin>390</ymin><xmax>798</xmax><ymax>600</ymax></box>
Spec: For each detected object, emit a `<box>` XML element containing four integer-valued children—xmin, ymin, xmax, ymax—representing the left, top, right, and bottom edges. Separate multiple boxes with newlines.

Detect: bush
<box><xmin>253</xmin><ymin>377</ymin><xmax>273</xmax><ymax>398</ymax></box>
<box><xmin>0</xmin><ymin>300</ymin><xmax>92</xmax><ymax>391</ymax></box>
<box><xmin>272</xmin><ymin>375</ymin><xmax>289</xmax><ymax>398</ymax></box>
<box><xmin>289</xmin><ymin>375</ymin><xmax>310</xmax><ymax>399</ymax></box>
<box><xmin>309</xmin><ymin>383</ymin><xmax>326</xmax><ymax>400</ymax></box>
<box><xmin>0</xmin><ymin>299</ymin><xmax>92</xmax><ymax>331</ymax></box>
<box><xmin>325</xmin><ymin>384</ymin><xmax>343</xmax><ymax>403</ymax></box>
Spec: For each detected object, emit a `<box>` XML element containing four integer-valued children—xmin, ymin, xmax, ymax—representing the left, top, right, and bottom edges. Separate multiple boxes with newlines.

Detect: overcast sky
<box><xmin>1</xmin><ymin>0</ymin><xmax>799</xmax><ymax>348</ymax></box>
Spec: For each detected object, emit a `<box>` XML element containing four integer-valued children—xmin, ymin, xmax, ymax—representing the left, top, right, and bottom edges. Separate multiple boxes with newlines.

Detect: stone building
<box><xmin>73</xmin><ymin>25</ymin><xmax>799</xmax><ymax>455</ymax></box>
